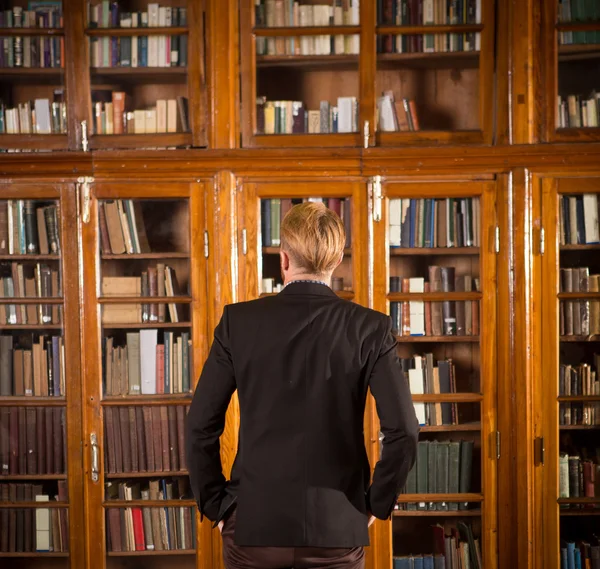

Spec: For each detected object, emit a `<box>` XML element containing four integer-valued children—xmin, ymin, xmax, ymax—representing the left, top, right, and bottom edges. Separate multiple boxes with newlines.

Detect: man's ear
<box><xmin>336</xmin><ymin>251</ymin><xmax>344</xmax><ymax>269</ymax></box>
<box><xmin>280</xmin><ymin>250</ymin><xmax>290</xmax><ymax>271</ymax></box>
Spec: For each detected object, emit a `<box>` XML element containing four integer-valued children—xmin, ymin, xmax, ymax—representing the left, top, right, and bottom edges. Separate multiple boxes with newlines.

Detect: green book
<box><xmin>448</xmin><ymin>441</ymin><xmax>461</xmax><ymax>511</ymax></box>
<box><xmin>416</xmin><ymin>440</ymin><xmax>429</xmax><ymax>511</ymax></box>
<box><xmin>427</xmin><ymin>440</ymin><xmax>438</xmax><ymax>510</ymax></box>
<box><xmin>436</xmin><ymin>441</ymin><xmax>449</xmax><ymax>511</ymax></box>
<box><xmin>271</xmin><ymin>198</ymin><xmax>281</xmax><ymax>246</ymax></box>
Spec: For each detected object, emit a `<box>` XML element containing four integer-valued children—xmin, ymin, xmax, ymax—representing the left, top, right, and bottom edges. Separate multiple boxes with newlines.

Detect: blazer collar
<box><xmin>280</xmin><ymin>281</ymin><xmax>338</xmax><ymax>297</ymax></box>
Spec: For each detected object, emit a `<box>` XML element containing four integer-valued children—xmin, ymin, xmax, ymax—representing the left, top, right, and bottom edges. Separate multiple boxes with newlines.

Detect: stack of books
<box><xmin>559</xmin><ymin>357</ymin><xmax>600</xmax><ymax>427</ymax></box>
<box><xmin>0</xmin><ymin>96</ymin><xmax>67</xmax><ymax>135</ymax></box>
<box><xmin>103</xmin><ymin>331</ymin><xmax>191</xmax><ymax>396</ymax></box>
<box><xmin>559</xmin><ymin>451</ymin><xmax>600</xmax><ymax>502</ymax></box>
<box><xmin>560</xmin><ymin>194</ymin><xmax>600</xmax><ymax>244</ymax></box>
<box><xmin>558</xmin><ymin>0</ymin><xmax>600</xmax><ymax>45</ymax></box>
<box><xmin>103</xmin><ymin>405</ymin><xmax>187</xmax><ymax>474</ymax></box>
<box><xmin>0</xmin><ymin>200</ymin><xmax>60</xmax><ymax>255</ymax></box>
<box><xmin>88</xmin><ymin>2</ymin><xmax>186</xmax><ymax>28</ymax></box>
<box><xmin>557</xmin><ymin>94</ymin><xmax>600</xmax><ymax>129</ymax></box>
<box><xmin>560</xmin><ymin>542</ymin><xmax>600</xmax><ymax>569</ymax></box>
<box><xmin>256</xmin><ymin>97</ymin><xmax>358</xmax><ymax>134</ymax></box>
<box><xmin>0</xmin><ymin>5</ymin><xmax>62</xmax><ymax>28</ymax></box>
<box><xmin>559</xmin><ymin>268</ymin><xmax>600</xmax><ymax>337</ymax></box>
<box><xmin>377</xmin><ymin>93</ymin><xmax>420</xmax><ymax>132</ymax></box>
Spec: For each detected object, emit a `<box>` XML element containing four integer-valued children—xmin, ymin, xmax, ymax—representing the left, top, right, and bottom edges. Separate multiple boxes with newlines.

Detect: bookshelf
<box><xmin>371</xmin><ymin>180</ymin><xmax>497</xmax><ymax>569</ymax></box>
<box><xmin>79</xmin><ymin>181</ymin><xmax>208</xmax><ymax>569</ymax></box>
<box><xmin>540</xmin><ymin>177</ymin><xmax>600</xmax><ymax>569</ymax></box>
<box><xmin>240</xmin><ymin>0</ymin><xmax>495</xmax><ymax>148</ymax></box>
<box><xmin>543</xmin><ymin>0</ymin><xmax>600</xmax><ymax>141</ymax></box>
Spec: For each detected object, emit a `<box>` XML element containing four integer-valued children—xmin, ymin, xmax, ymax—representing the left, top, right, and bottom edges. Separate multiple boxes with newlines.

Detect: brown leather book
<box><xmin>51</xmin><ymin>270</ymin><xmax>60</xmax><ymax>324</ymax></box>
<box><xmin>160</xmin><ymin>405</ymin><xmax>170</xmax><ymax>472</ymax></box>
<box><xmin>16</xmin><ymin>484</ymin><xmax>24</xmax><ymax>552</ymax></box>
<box><xmin>25</xmin><ymin>407</ymin><xmax>37</xmax><ymax>474</ymax></box>
<box><xmin>107</xmin><ymin>508</ymin><xmax>123</xmax><ymax>552</ymax></box>
<box><xmin>149</xmin><ymin>480</ymin><xmax>163</xmax><ymax>550</ymax></box>
<box><xmin>58</xmin><ymin>481</ymin><xmax>69</xmax><ymax>552</ymax></box>
<box><xmin>41</xmin><ymin>340</ymin><xmax>49</xmax><ymax>397</ymax></box>
<box><xmin>23</xmin><ymin>350</ymin><xmax>33</xmax><ymax>396</ymax></box>
<box><xmin>32</xmin><ymin>341</ymin><xmax>42</xmax><ymax>396</ymax></box>
<box><xmin>18</xmin><ymin>407</ymin><xmax>26</xmax><ymax>474</ymax></box>
<box><xmin>13</xmin><ymin>349</ymin><xmax>24</xmax><ymax>396</ymax></box>
<box><xmin>0</xmin><ymin>335</ymin><xmax>13</xmax><ymax>396</ymax></box>
<box><xmin>53</xmin><ymin>408</ymin><xmax>63</xmax><ymax>474</ymax></box>
<box><xmin>176</xmin><ymin>406</ymin><xmax>186</xmax><ymax>470</ymax></box>
<box><xmin>52</xmin><ymin>508</ymin><xmax>61</xmax><ymax>552</ymax></box>
<box><xmin>152</xmin><ymin>406</ymin><xmax>163</xmax><ymax>472</ymax></box>
<box><xmin>8</xmin><ymin>407</ymin><xmax>18</xmax><ymax>475</ymax></box>
<box><xmin>142</xmin><ymin>406</ymin><xmax>155</xmax><ymax>472</ymax></box>
<box><xmin>168</xmin><ymin>406</ymin><xmax>179</xmax><ymax>471</ymax></box>
<box><xmin>113</xmin><ymin>405</ymin><xmax>124</xmax><ymax>473</ymax></box>
<box><xmin>135</xmin><ymin>406</ymin><xmax>146</xmax><ymax>472</ymax></box>
<box><xmin>128</xmin><ymin>407</ymin><xmax>138</xmax><ymax>473</ymax></box>
<box><xmin>45</xmin><ymin>407</ymin><xmax>54</xmax><ymax>475</ymax></box>
<box><xmin>119</xmin><ymin>407</ymin><xmax>132</xmax><ymax>473</ymax></box>
<box><xmin>148</xmin><ymin>266</ymin><xmax>158</xmax><ymax>322</ymax></box>
<box><xmin>36</xmin><ymin>207</ymin><xmax>49</xmax><ymax>255</ymax></box>
<box><xmin>8</xmin><ymin>483</ymin><xmax>16</xmax><ymax>552</ymax></box>
<box><xmin>98</xmin><ymin>202</ymin><xmax>112</xmax><ymax>255</ymax></box>
<box><xmin>455</xmin><ymin>276</ymin><xmax>465</xmax><ymax>336</ymax></box>
<box><xmin>157</xmin><ymin>263</ymin><xmax>166</xmax><ymax>323</ymax></box>
<box><xmin>0</xmin><ymin>408</ymin><xmax>9</xmax><ymax>475</ymax></box>
<box><xmin>24</xmin><ymin>483</ymin><xmax>32</xmax><ymax>552</ymax></box>
<box><xmin>25</xmin><ymin>278</ymin><xmax>37</xmax><ymax>324</ymax></box>
<box><xmin>104</xmin><ymin>337</ymin><xmax>113</xmax><ymax>396</ymax></box>
<box><xmin>36</xmin><ymin>407</ymin><xmax>46</xmax><ymax>474</ymax></box>
<box><xmin>103</xmin><ymin>201</ymin><xmax>126</xmax><ymax>254</ymax></box>
<box><xmin>0</xmin><ymin>201</ymin><xmax>8</xmax><ymax>254</ymax></box>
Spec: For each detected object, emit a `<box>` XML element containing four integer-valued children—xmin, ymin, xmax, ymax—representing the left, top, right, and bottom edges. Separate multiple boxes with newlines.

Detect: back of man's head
<box><xmin>280</xmin><ymin>202</ymin><xmax>346</xmax><ymax>278</ymax></box>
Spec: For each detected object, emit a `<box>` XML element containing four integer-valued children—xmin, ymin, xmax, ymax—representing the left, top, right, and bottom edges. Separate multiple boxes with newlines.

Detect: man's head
<box><xmin>279</xmin><ymin>202</ymin><xmax>346</xmax><ymax>285</ymax></box>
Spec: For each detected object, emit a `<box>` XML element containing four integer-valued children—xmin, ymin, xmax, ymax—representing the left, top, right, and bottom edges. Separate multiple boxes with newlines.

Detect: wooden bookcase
<box><xmin>543</xmin><ymin>0</ymin><xmax>600</xmax><ymax>142</ymax></box>
<box><xmin>240</xmin><ymin>0</ymin><xmax>495</xmax><ymax>148</ymax></box>
<box><xmin>539</xmin><ymin>176</ymin><xmax>600</xmax><ymax>569</ymax></box>
<box><xmin>78</xmin><ymin>181</ymin><xmax>209</xmax><ymax>569</ymax></box>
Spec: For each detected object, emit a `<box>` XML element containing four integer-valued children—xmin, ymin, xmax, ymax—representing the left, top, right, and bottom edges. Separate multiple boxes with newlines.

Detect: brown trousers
<box><xmin>221</xmin><ymin>510</ymin><xmax>365</xmax><ymax>569</ymax></box>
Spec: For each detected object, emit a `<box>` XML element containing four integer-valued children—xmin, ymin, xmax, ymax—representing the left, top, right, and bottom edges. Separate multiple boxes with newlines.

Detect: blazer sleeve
<box><xmin>185</xmin><ymin>306</ymin><xmax>237</xmax><ymax>521</ymax></box>
<box><xmin>366</xmin><ymin>316</ymin><xmax>419</xmax><ymax>520</ymax></box>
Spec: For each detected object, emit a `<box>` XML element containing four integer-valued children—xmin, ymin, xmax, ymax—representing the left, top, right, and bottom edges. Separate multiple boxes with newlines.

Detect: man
<box><xmin>186</xmin><ymin>202</ymin><xmax>419</xmax><ymax>569</ymax></box>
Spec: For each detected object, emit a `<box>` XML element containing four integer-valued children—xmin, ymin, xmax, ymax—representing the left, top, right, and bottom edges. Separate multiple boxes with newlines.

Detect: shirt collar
<box><xmin>284</xmin><ymin>279</ymin><xmax>329</xmax><ymax>289</ymax></box>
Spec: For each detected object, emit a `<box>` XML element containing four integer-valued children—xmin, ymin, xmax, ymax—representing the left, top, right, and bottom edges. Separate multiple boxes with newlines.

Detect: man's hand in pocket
<box><xmin>367</xmin><ymin>513</ymin><xmax>376</xmax><ymax>527</ymax></box>
<box><xmin>218</xmin><ymin>520</ymin><xmax>225</xmax><ymax>533</ymax></box>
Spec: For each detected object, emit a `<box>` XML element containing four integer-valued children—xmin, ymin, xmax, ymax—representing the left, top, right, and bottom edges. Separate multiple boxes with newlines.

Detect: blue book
<box><xmin>393</xmin><ymin>558</ymin><xmax>410</xmax><ymax>569</ymax></box>
<box><xmin>423</xmin><ymin>556</ymin><xmax>434</xmax><ymax>569</ymax></box>
<box><xmin>574</xmin><ymin>548</ymin><xmax>582</xmax><ymax>569</ymax></box>
<box><xmin>139</xmin><ymin>36</ymin><xmax>148</xmax><ymax>67</ymax></box>
<box><xmin>414</xmin><ymin>557</ymin><xmax>424</xmax><ymax>569</ymax></box>
<box><xmin>561</xmin><ymin>548</ymin><xmax>568</xmax><ymax>569</ymax></box>
<box><xmin>261</xmin><ymin>200</ymin><xmax>272</xmax><ymax>247</ymax></box>
<box><xmin>567</xmin><ymin>542</ymin><xmax>576</xmax><ymax>569</ymax></box>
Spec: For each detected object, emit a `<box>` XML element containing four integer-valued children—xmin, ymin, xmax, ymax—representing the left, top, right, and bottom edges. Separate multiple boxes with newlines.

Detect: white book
<box><xmin>583</xmin><ymin>194</ymin><xmax>600</xmax><ymax>243</ymax></box>
<box><xmin>167</xmin><ymin>99</ymin><xmax>177</xmax><ymax>133</ymax></box>
<box><xmin>140</xmin><ymin>329</ymin><xmax>158</xmax><ymax>394</ymax></box>
<box><xmin>148</xmin><ymin>3</ymin><xmax>159</xmax><ymax>26</ymax></box>
<box><xmin>408</xmin><ymin>368</ymin><xmax>426</xmax><ymax>425</ymax></box>
<box><xmin>156</xmin><ymin>100</ymin><xmax>167</xmax><ymax>132</ymax></box>
<box><xmin>131</xmin><ymin>36</ymin><xmax>138</xmax><ymax>67</ymax></box>
<box><xmin>35</xmin><ymin>495</ymin><xmax>51</xmax><ymax>552</ymax></box>
<box><xmin>409</xmin><ymin>277</ymin><xmax>425</xmax><ymax>336</ymax></box>
<box><xmin>337</xmin><ymin>97</ymin><xmax>354</xmax><ymax>133</ymax></box>
<box><xmin>378</xmin><ymin>95</ymin><xmax>397</xmax><ymax>132</ymax></box>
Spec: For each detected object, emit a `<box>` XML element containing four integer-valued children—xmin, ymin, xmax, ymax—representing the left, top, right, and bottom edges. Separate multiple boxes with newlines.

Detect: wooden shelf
<box><xmin>390</xmin><ymin>247</ymin><xmax>480</xmax><ymax>256</ymax></box>
<box><xmin>0</xmin><ymin>552</ymin><xmax>69</xmax><ymax>557</ymax></box>
<box><xmin>558</xmin><ymin>44</ymin><xmax>600</xmax><ymax>61</ymax></box>
<box><xmin>560</xmin><ymin>335</ymin><xmax>600</xmax><ymax>342</ymax></box>
<box><xmin>558</xmin><ymin>292</ymin><xmax>600</xmax><ymax>299</ymax></box>
<box><xmin>104</xmin><ymin>499</ymin><xmax>195</xmax><ymax>507</ymax></box>
<box><xmin>0</xmin><ymin>324</ymin><xmax>62</xmax><ymax>330</ymax></box>
<box><xmin>104</xmin><ymin>470</ymin><xmax>189</xmax><ymax>479</ymax></box>
<box><xmin>556</xmin><ymin>21</ymin><xmax>600</xmax><ymax>32</ymax></box>
<box><xmin>412</xmin><ymin>393</ymin><xmax>482</xmax><ymax>403</ymax></box>
<box><xmin>98</xmin><ymin>296</ymin><xmax>191</xmax><ymax>304</ymax></box>
<box><xmin>253</xmin><ymin>25</ymin><xmax>361</xmax><ymax>37</ymax></box>
<box><xmin>0</xmin><ymin>396</ymin><xmax>65</xmax><ymax>406</ymax></box>
<box><xmin>90</xmin><ymin>133</ymin><xmax>192</xmax><ymax>150</ymax></box>
<box><xmin>377</xmin><ymin>50</ymin><xmax>479</xmax><ymax>70</ymax></box>
<box><xmin>559</xmin><ymin>510</ymin><xmax>600</xmax><ymax>516</ymax></box>
<box><xmin>558</xmin><ymin>395</ymin><xmax>600</xmax><ymax>402</ymax></box>
<box><xmin>0</xmin><ymin>501</ymin><xmax>68</xmax><ymax>508</ymax></box>
<box><xmin>107</xmin><ymin>549</ymin><xmax>196</xmax><ymax>556</ymax></box>
<box><xmin>0</xmin><ymin>134</ymin><xmax>68</xmax><ymax>150</ymax></box>
<box><xmin>0</xmin><ymin>474</ymin><xmax>66</xmax><ymax>481</ymax></box>
<box><xmin>86</xmin><ymin>27</ymin><xmax>188</xmax><ymax>37</ymax></box>
<box><xmin>395</xmin><ymin>335</ymin><xmax>479</xmax><ymax>343</ymax></box>
<box><xmin>388</xmin><ymin>292</ymin><xmax>482</xmax><ymax>301</ymax></box>
<box><xmin>0</xmin><ymin>28</ymin><xmax>64</xmax><ymax>36</ymax></box>
<box><xmin>377</xmin><ymin>24</ymin><xmax>483</xmax><ymax>35</ymax></box>
<box><xmin>560</xmin><ymin>244</ymin><xmax>600</xmax><ymax>251</ymax></box>
<box><xmin>256</xmin><ymin>54</ymin><xmax>358</xmax><ymax>69</ymax></box>
<box><xmin>377</xmin><ymin>129</ymin><xmax>485</xmax><ymax>145</ymax></box>
<box><xmin>102</xmin><ymin>395</ymin><xmax>192</xmax><ymax>406</ymax></box>
<box><xmin>559</xmin><ymin>425</ymin><xmax>600</xmax><ymax>430</ymax></box>
<box><xmin>393</xmin><ymin>509</ymin><xmax>482</xmax><ymax>517</ymax></box>
<box><xmin>398</xmin><ymin>493</ymin><xmax>483</xmax><ymax>503</ymax></box>
<box><xmin>101</xmin><ymin>252</ymin><xmax>189</xmax><ymax>260</ymax></box>
<box><xmin>558</xmin><ymin>498</ymin><xmax>600</xmax><ymax>504</ymax></box>
<box><xmin>419</xmin><ymin>423</ymin><xmax>481</xmax><ymax>432</ymax></box>
<box><xmin>91</xmin><ymin>67</ymin><xmax>187</xmax><ymax>82</ymax></box>
<box><xmin>251</xmin><ymin>133</ymin><xmax>361</xmax><ymax>147</ymax></box>
<box><xmin>0</xmin><ymin>254</ymin><xmax>60</xmax><ymax>261</ymax></box>
<box><xmin>554</xmin><ymin>127</ymin><xmax>600</xmax><ymax>142</ymax></box>
<box><xmin>0</xmin><ymin>297</ymin><xmax>63</xmax><ymax>304</ymax></box>
<box><xmin>102</xmin><ymin>322</ymin><xmax>191</xmax><ymax>329</ymax></box>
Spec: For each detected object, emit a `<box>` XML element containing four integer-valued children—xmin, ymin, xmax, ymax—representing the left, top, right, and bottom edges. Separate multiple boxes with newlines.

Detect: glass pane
<box><xmin>259</xmin><ymin>197</ymin><xmax>353</xmax><ymax>296</ymax></box>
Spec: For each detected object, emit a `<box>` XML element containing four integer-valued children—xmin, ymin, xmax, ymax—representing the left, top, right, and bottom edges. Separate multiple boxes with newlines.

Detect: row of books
<box><xmin>103</xmin><ymin>331</ymin><xmax>191</xmax><ymax>396</ymax></box>
<box><xmin>89</xmin><ymin>35</ymin><xmax>187</xmax><ymax>68</ymax></box>
<box><xmin>255</xmin><ymin>0</ymin><xmax>359</xmax><ymax>27</ymax></box>
<box><xmin>256</xmin><ymin>97</ymin><xmax>358</xmax><ymax>134</ymax></box>
<box><xmin>0</xmin><ymin>6</ymin><xmax>62</xmax><ymax>29</ymax></box>
<box><xmin>105</xmin><ymin>478</ymin><xmax>189</xmax><ymax>502</ymax></box>
<box><xmin>0</xmin><ymin>98</ymin><xmax>66</xmax><ymax>135</ymax></box>
<box><xmin>392</xmin><ymin>555</ymin><xmax>444</xmax><ymax>569</ymax></box>
<box><xmin>0</xmin><ymin>481</ymin><xmax>68</xmax><ymax>501</ymax></box>
<box><xmin>0</xmin><ymin>498</ymin><xmax>69</xmax><ymax>554</ymax></box>
<box><xmin>559</xmin><ymin>453</ymin><xmax>600</xmax><ymax>501</ymax></box>
<box><xmin>0</xmin><ymin>407</ymin><xmax>66</xmax><ymax>475</ymax></box>
<box><xmin>389</xmin><ymin>198</ymin><xmax>480</xmax><ymax>248</ymax></box>
<box><xmin>560</xmin><ymin>301</ymin><xmax>600</xmax><ymax>337</ymax></box>
<box><xmin>377</xmin><ymin>93</ymin><xmax>420</xmax><ymax>132</ymax></box>
<box><xmin>0</xmin><ymin>35</ymin><xmax>63</xmax><ymax>68</ymax></box>
<box><xmin>98</xmin><ymin>199</ymin><xmax>150</xmax><ymax>255</ymax></box>
<box><xmin>561</xmin><ymin>542</ymin><xmax>600</xmax><ymax>569</ymax></box>
<box><xmin>102</xmin><ymin>273</ymin><xmax>185</xmax><ymax>325</ymax></box>
<box><xmin>0</xmin><ymin>263</ymin><xmax>61</xmax><ymax>322</ymax></box>
<box><xmin>558</xmin><ymin>0</ymin><xmax>600</xmax><ymax>45</ymax></box>
<box><xmin>560</xmin><ymin>360</ymin><xmax>600</xmax><ymax>397</ymax></box>
<box><xmin>391</xmin><ymin>272</ymin><xmax>481</xmax><ymax>338</ymax></box>
<box><xmin>106</xmin><ymin>506</ymin><xmax>195</xmax><ymax>552</ymax></box>
<box><xmin>0</xmin><ymin>335</ymin><xmax>65</xmax><ymax>397</ymax></box>
<box><xmin>88</xmin><ymin>3</ymin><xmax>187</xmax><ymax>28</ymax></box>
<box><xmin>400</xmin><ymin>440</ymin><xmax>474</xmax><ymax>510</ymax></box>
<box><xmin>103</xmin><ymin>405</ymin><xmax>187</xmax><ymax>474</ymax></box>
<box><xmin>378</xmin><ymin>0</ymin><xmax>482</xmax><ymax>55</ymax></box>
<box><xmin>557</xmin><ymin>94</ymin><xmax>600</xmax><ymax>129</ymax></box>
<box><xmin>560</xmin><ymin>194</ymin><xmax>600</xmax><ymax>245</ymax></box>
<box><xmin>257</xmin><ymin>33</ymin><xmax>359</xmax><ymax>56</ymax></box>
<box><xmin>401</xmin><ymin>354</ymin><xmax>461</xmax><ymax>427</ymax></box>
<box><xmin>93</xmin><ymin>96</ymin><xmax>189</xmax><ymax>135</ymax></box>
<box><xmin>0</xmin><ymin>201</ymin><xmax>61</xmax><ymax>255</ymax></box>
<box><xmin>560</xmin><ymin>402</ymin><xmax>600</xmax><ymax>426</ymax></box>
<box><xmin>261</xmin><ymin>197</ymin><xmax>352</xmax><ymax>248</ymax></box>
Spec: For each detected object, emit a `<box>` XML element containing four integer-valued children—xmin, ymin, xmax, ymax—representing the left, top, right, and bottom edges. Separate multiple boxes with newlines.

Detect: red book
<box><xmin>156</xmin><ymin>345</ymin><xmax>165</xmax><ymax>394</ymax></box>
<box><xmin>132</xmin><ymin>507</ymin><xmax>146</xmax><ymax>551</ymax></box>
<box><xmin>584</xmin><ymin>461</ymin><xmax>596</xmax><ymax>497</ymax></box>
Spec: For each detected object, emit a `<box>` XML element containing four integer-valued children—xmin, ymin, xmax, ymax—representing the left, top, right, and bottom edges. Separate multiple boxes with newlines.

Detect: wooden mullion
<box><xmin>188</xmin><ymin>0</ymin><xmax>208</xmax><ymax>147</ymax></box>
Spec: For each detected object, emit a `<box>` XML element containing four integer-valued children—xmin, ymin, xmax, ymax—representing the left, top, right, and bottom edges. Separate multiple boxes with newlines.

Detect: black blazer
<box><xmin>186</xmin><ymin>281</ymin><xmax>419</xmax><ymax>548</ymax></box>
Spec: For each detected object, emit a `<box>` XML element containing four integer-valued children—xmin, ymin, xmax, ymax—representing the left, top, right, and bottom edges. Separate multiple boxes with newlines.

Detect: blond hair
<box><xmin>280</xmin><ymin>202</ymin><xmax>346</xmax><ymax>276</ymax></box>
